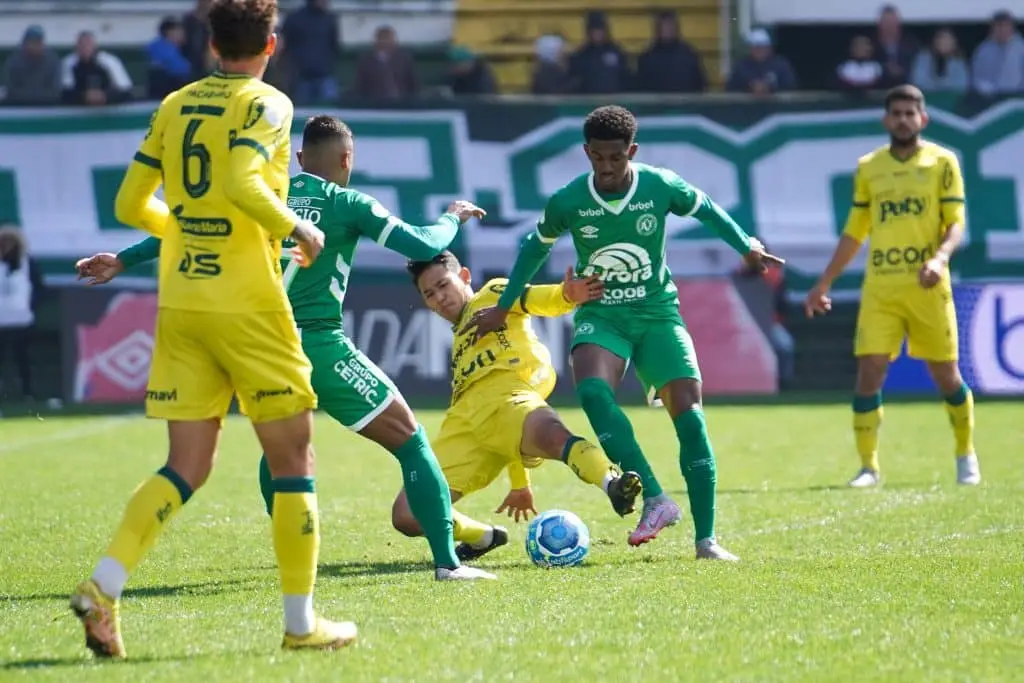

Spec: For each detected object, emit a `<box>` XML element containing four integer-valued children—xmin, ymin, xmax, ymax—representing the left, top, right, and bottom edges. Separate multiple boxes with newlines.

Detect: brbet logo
<box><xmin>962</xmin><ymin>284</ymin><xmax>1024</xmax><ymax>394</ymax></box>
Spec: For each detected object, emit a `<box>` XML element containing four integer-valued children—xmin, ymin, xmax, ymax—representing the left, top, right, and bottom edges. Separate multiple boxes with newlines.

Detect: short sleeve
<box><xmin>842</xmin><ymin>164</ymin><xmax>871</xmax><ymax>243</ymax></box>
<box><xmin>939</xmin><ymin>153</ymin><xmax>966</xmax><ymax>226</ymax></box>
<box><xmin>536</xmin><ymin>194</ymin><xmax>568</xmax><ymax>243</ymax></box>
<box><xmin>133</xmin><ymin>98</ymin><xmax>170</xmax><ymax>170</ymax></box>
<box><xmin>228</xmin><ymin>92</ymin><xmax>292</xmax><ymax>162</ymax></box>
<box><xmin>664</xmin><ymin>169</ymin><xmax>706</xmax><ymax>218</ymax></box>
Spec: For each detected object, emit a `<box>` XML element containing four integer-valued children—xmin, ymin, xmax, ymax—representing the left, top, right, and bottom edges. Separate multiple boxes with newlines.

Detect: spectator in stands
<box><xmin>2</xmin><ymin>25</ymin><xmax>61</xmax><ymax>106</ymax></box>
<box><xmin>0</xmin><ymin>225</ymin><xmax>43</xmax><ymax>404</ymax></box>
<box><xmin>282</xmin><ymin>0</ymin><xmax>341</xmax><ymax>104</ymax></box>
<box><xmin>447</xmin><ymin>46</ymin><xmax>497</xmax><ymax>96</ymax></box>
<box><xmin>531</xmin><ymin>34</ymin><xmax>574</xmax><ymax>95</ymax></box>
<box><xmin>874</xmin><ymin>5</ymin><xmax>918</xmax><ymax>88</ymax></box>
<box><xmin>726</xmin><ymin>28</ymin><xmax>797</xmax><ymax>96</ymax></box>
<box><xmin>835</xmin><ymin>35</ymin><xmax>884</xmax><ymax>94</ymax></box>
<box><xmin>61</xmin><ymin>31</ymin><xmax>133</xmax><ymax>106</ymax></box>
<box><xmin>971</xmin><ymin>11</ymin><xmax>1024</xmax><ymax>96</ymax></box>
<box><xmin>636</xmin><ymin>11</ymin><xmax>706</xmax><ymax>94</ymax></box>
<box><xmin>354</xmin><ymin>25</ymin><xmax>419</xmax><ymax>101</ymax></box>
<box><xmin>736</xmin><ymin>243</ymin><xmax>794</xmax><ymax>390</ymax></box>
<box><xmin>569</xmin><ymin>11</ymin><xmax>632</xmax><ymax>95</ymax></box>
<box><xmin>147</xmin><ymin>17</ymin><xmax>193</xmax><ymax>100</ymax></box>
<box><xmin>912</xmin><ymin>28</ymin><xmax>969</xmax><ymax>93</ymax></box>
<box><xmin>182</xmin><ymin>0</ymin><xmax>214</xmax><ymax>79</ymax></box>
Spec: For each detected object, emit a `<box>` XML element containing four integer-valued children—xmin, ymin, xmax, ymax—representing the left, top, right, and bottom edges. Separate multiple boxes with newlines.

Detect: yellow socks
<box><xmin>562</xmin><ymin>436</ymin><xmax>617</xmax><ymax>489</ymax></box>
<box><xmin>272</xmin><ymin>478</ymin><xmax>319</xmax><ymax>636</ymax></box>
<box><xmin>852</xmin><ymin>393</ymin><xmax>883</xmax><ymax>472</ymax></box>
<box><xmin>944</xmin><ymin>383</ymin><xmax>975</xmax><ymax>456</ymax></box>
<box><xmin>95</xmin><ymin>466</ymin><xmax>192</xmax><ymax>599</ymax></box>
<box><xmin>452</xmin><ymin>510</ymin><xmax>491</xmax><ymax>545</ymax></box>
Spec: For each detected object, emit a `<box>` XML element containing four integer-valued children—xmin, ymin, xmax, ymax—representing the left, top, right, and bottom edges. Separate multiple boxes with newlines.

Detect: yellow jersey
<box><xmin>844</xmin><ymin>141</ymin><xmax>966</xmax><ymax>295</ymax></box>
<box><xmin>114</xmin><ymin>71</ymin><xmax>300</xmax><ymax>313</ymax></box>
<box><xmin>450</xmin><ymin>278</ymin><xmax>576</xmax><ymax>404</ymax></box>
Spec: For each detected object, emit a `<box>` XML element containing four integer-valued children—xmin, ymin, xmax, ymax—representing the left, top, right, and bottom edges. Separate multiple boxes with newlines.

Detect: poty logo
<box><xmin>965</xmin><ymin>284</ymin><xmax>1024</xmax><ymax>394</ymax></box>
<box><xmin>581</xmin><ymin>243</ymin><xmax>654</xmax><ymax>284</ymax></box>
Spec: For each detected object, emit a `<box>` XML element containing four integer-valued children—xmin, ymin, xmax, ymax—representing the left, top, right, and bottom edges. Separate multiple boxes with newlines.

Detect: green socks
<box><xmin>673</xmin><ymin>408</ymin><xmax>717</xmax><ymax>542</ymax></box>
<box><xmin>257</xmin><ymin>427</ymin><xmax>460</xmax><ymax>570</ymax></box>
<box><xmin>575</xmin><ymin>377</ymin><xmax>664</xmax><ymax>498</ymax></box>
<box><xmin>392</xmin><ymin>425</ymin><xmax>459</xmax><ymax>569</ymax></box>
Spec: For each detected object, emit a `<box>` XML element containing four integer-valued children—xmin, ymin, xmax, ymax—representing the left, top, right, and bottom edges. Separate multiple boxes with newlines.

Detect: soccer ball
<box><xmin>525</xmin><ymin>509</ymin><xmax>590</xmax><ymax>568</ymax></box>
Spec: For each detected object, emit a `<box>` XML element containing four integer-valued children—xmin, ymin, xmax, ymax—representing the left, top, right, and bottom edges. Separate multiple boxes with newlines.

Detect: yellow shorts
<box><xmin>146</xmin><ymin>308</ymin><xmax>317</xmax><ymax>423</ymax></box>
<box><xmin>854</xmin><ymin>286</ymin><xmax>958</xmax><ymax>362</ymax></box>
<box><xmin>433</xmin><ymin>371</ymin><xmax>554</xmax><ymax>495</ymax></box>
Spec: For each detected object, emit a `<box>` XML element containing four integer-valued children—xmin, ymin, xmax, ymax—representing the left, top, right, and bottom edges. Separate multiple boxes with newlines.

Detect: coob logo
<box><xmin>635</xmin><ymin>214</ymin><xmax>658</xmax><ymax>236</ymax></box>
<box><xmin>878</xmin><ymin>196</ymin><xmax>927</xmax><ymax>223</ymax></box>
<box><xmin>964</xmin><ymin>284</ymin><xmax>1024</xmax><ymax>393</ymax></box>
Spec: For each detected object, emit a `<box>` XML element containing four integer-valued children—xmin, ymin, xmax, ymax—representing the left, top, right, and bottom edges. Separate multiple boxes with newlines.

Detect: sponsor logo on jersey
<box><xmin>288</xmin><ymin>196</ymin><xmax>315</xmax><ymax>207</ymax></box>
<box><xmin>627</xmin><ymin>199</ymin><xmax>655</xmax><ymax>212</ymax></box>
<box><xmin>578</xmin><ymin>207</ymin><xmax>605</xmax><ymax>217</ymax></box>
<box><xmin>878</xmin><ymin>196</ymin><xmax>927</xmax><ymax>223</ymax></box>
<box><xmin>580</xmin><ymin>225</ymin><xmax>599</xmax><ymax>238</ymax></box>
<box><xmin>575</xmin><ymin>322</ymin><xmax>595</xmax><ymax>335</ymax></box>
<box><xmin>635</xmin><ymin>214</ymin><xmax>658</xmax><ymax>236</ymax></box>
<box><xmin>870</xmin><ymin>244</ymin><xmax>935</xmax><ymax>269</ymax></box>
<box><xmin>581</xmin><ymin>243</ymin><xmax>654</xmax><ymax>284</ymax></box>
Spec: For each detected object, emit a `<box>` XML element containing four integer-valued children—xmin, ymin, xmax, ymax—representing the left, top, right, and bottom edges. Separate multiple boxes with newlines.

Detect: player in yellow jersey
<box><xmin>805</xmin><ymin>85</ymin><xmax>980</xmax><ymax>488</ymax></box>
<box><xmin>390</xmin><ymin>251</ymin><xmax>643</xmax><ymax>560</ymax></box>
<box><xmin>68</xmin><ymin>0</ymin><xmax>356</xmax><ymax>659</ymax></box>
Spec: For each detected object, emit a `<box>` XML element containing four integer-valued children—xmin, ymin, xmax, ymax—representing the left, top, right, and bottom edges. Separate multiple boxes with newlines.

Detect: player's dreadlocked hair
<box><xmin>884</xmin><ymin>84</ymin><xmax>926</xmax><ymax>112</ymax></box>
<box><xmin>208</xmin><ymin>0</ymin><xmax>278</xmax><ymax>61</ymax></box>
<box><xmin>583</xmin><ymin>105</ymin><xmax>638</xmax><ymax>144</ymax></box>
<box><xmin>407</xmin><ymin>250</ymin><xmax>461</xmax><ymax>285</ymax></box>
<box><xmin>302</xmin><ymin>115</ymin><xmax>352</xmax><ymax>149</ymax></box>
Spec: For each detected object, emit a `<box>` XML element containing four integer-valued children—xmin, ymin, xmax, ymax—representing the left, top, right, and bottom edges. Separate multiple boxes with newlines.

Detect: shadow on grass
<box><xmin>320</xmin><ymin>559</ymin><xmax>432</xmax><ymax>579</ymax></box>
<box><xmin>2</xmin><ymin>648</ymin><xmax>264</xmax><ymax>671</ymax></box>
<box><xmin>2</xmin><ymin>577</ymin><xmax>256</xmax><ymax>604</ymax></box>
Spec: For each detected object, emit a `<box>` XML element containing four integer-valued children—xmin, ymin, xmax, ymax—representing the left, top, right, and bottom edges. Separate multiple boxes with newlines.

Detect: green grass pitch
<box><xmin>1</xmin><ymin>402</ymin><xmax>1022</xmax><ymax>681</ymax></box>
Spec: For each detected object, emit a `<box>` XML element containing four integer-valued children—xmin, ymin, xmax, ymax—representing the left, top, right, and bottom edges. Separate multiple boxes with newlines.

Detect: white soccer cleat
<box><xmin>695</xmin><ymin>538</ymin><xmax>739</xmax><ymax>561</ymax></box>
<box><xmin>956</xmin><ymin>454</ymin><xmax>981</xmax><ymax>486</ymax></box>
<box><xmin>848</xmin><ymin>467</ymin><xmax>880</xmax><ymax>488</ymax></box>
<box><xmin>435</xmin><ymin>566</ymin><xmax>497</xmax><ymax>581</ymax></box>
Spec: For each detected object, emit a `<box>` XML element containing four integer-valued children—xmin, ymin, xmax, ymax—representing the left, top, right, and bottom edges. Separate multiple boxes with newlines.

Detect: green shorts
<box><xmin>301</xmin><ymin>329</ymin><xmax>397</xmax><ymax>431</ymax></box>
<box><xmin>570</xmin><ymin>305</ymin><xmax>701</xmax><ymax>401</ymax></box>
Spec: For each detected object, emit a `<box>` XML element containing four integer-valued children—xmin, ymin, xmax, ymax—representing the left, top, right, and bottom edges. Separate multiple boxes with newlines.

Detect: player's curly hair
<box><xmin>884</xmin><ymin>84</ymin><xmax>926</xmax><ymax>112</ymax></box>
<box><xmin>583</xmin><ymin>105</ymin><xmax>637</xmax><ymax>144</ymax></box>
<box><xmin>407</xmin><ymin>250</ymin><xmax>461</xmax><ymax>285</ymax></box>
<box><xmin>302</xmin><ymin>115</ymin><xmax>352</xmax><ymax>148</ymax></box>
<box><xmin>208</xmin><ymin>0</ymin><xmax>278</xmax><ymax>61</ymax></box>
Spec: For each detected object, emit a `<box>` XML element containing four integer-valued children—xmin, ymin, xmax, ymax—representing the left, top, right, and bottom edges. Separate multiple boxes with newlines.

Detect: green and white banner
<box><xmin>2</xmin><ymin>98</ymin><xmax>1022</xmax><ymax>290</ymax></box>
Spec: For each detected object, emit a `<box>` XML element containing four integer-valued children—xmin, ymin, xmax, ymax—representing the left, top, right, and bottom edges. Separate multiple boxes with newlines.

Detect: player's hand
<box><xmin>804</xmin><ymin>282</ymin><xmax>832</xmax><ymax>318</ymax></box>
<box><xmin>446</xmin><ymin>200</ymin><xmax>487</xmax><ymax>224</ymax></box>
<box><xmin>918</xmin><ymin>257</ymin><xmax>946</xmax><ymax>289</ymax></box>
<box><xmin>290</xmin><ymin>221</ymin><xmax>324</xmax><ymax>267</ymax></box>
<box><xmin>462</xmin><ymin>305</ymin><xmax>509</xmax><ymax>341</ymax></box>
<box><xmin>496</xmin><ymin>487</ymin><xmax>537</xmax><ymax>523</ymax></box>
<box><xmin>75</xmin><ymin>253</ymin><xmax>124</xmax><ymax>286</ymax></box>
<box><xmin>561</xmin><ymin>266</ymin><xmax>603</xmax><ymax>304</ymax></box>
<box><xmin>743</xmin><ymin>237</ymin><xmax>785</xmax><ymax>273</ymax></box>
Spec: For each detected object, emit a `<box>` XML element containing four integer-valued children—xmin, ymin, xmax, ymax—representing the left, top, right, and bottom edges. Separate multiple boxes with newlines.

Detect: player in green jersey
<box><xmin>75</xmin><ymin>115</ymin><xmax>496</xmax><ymax>582</ymax></box>
<box><xmin>468</xmin><ymin>105</ymin><xmax>783</xmax><ymax>560</ymax></box>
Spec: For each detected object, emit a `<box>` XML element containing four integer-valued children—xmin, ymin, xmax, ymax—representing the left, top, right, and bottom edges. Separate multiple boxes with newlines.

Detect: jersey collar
<box><xmin>587</xmin><ymin>163</ymin><xmax>639</xmax><ymax>216</ymax></box>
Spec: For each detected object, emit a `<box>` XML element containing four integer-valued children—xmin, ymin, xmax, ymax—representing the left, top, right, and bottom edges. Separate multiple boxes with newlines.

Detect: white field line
<box><xmin>0</xmin><ymin>415</ymin><xmax>139</xmax><ymax>455</ymax></box>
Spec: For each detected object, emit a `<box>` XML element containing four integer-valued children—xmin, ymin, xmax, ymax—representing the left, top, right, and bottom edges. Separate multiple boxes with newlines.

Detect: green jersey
<box><xmin>283</xmin><ymin>171</ymin><xmax>459</xmax><ymax>331</ymax></box>
<box><xmin>537</xmin><ymin>162</ymin><xmax>713</xmax><ymax>310</ymax></box>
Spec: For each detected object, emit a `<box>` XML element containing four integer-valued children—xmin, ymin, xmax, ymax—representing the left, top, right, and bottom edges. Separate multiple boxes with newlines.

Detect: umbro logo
<box><xmin>580</xmin><ymin>225</ymin><xmax>599</xmax><ymax>238</ymax></box>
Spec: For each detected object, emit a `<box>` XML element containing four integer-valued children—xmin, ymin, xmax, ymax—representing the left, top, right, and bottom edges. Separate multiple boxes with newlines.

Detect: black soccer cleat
<box><xmin>455</xmin><ymin>526</ymin><xmax>509</xmax><ymax>562</ymax></box>
<box><xmin>607</xmin><ymin>471</ymin><xmax>643</xmax><ymax>517</ymax></box>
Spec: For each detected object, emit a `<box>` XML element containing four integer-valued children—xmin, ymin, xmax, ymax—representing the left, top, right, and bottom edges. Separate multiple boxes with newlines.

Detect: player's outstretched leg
<box><xmin>661</xmin><ymin>379</ymin><xmax>738</xmax><ymax>561</ymax></box>
<box><xmin>928</xmin><ymin>362</ymin><xmax>980</xmax><ymax>485</ymax></box>
<box><xmin>392</xmin><ymin>490</ymin><xmax>510</xmax><ymax>562</ymax></box>
<box><xmin>521</xmin><ymin>406</ymin><xmax>643</xmax><ymax>517</ymax></box>
<box><xmin>70</xmin><ymin>420</ymin><xmax>215</xmax><ymax>659</ymax></box>
<box><xmin>849</xmin><ymin>355</ymin><xmax>888</xmax><ymax>488</ymax></box>
<box><xmin>258</xmin><ymin>411</ymin><xmax>357</xmax><ymax>650</ymax></box>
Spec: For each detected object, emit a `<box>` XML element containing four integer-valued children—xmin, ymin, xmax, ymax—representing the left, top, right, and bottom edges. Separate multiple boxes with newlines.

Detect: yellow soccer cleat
<box><xmin>282</xmin><ymin>617</ymin><xmax>358</xmax><ymax>651</ymax></box>
<box><xmin>69</xmin><ymin>580</ymin><xmax>126</xmax><ymax>659</ymax></box>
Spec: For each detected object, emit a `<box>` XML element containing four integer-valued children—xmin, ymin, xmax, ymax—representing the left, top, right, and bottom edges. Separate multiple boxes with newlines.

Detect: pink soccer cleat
<box><xmin>628</xmin><ymin>497</ymin><xmax>682</xmax><ymax>546</ymax></box>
